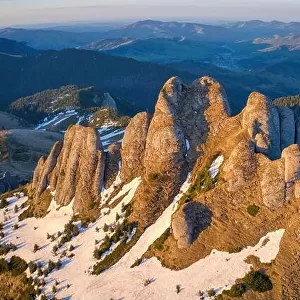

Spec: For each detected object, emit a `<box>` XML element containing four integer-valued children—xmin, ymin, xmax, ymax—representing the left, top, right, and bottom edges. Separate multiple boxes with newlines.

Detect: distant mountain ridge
<box><xmin>254</xmin><ymin>34</ymin><xmax>300</xmax><ymax>51</ymax></box>
<box><xmin>0</xmin><ymin>28</ymin><xmax>104</xmax><ymax>50</ymax></box>
<box><xmin>2</xmin><ymin>19</ymin><xmax>300</xmax><ymax>50</ymax></box>
<box><xmin>0</xmin><ymin>37</ymin><xmax>39</xmax><ymax>56</ymax></box>
<box><xmin>100</xmin><ymin>19</ymin><xmax>300</xmax><ymax>42</ymax></box>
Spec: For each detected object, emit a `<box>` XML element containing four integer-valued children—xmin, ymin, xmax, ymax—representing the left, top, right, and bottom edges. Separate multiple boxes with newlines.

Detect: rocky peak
<box><xmin>130</xmin><ymin>76</ymin><xmax>232</xmax><ymax>227</ymax></box>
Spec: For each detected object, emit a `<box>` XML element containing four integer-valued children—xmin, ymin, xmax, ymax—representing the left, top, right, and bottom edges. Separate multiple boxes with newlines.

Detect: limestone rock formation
<box><xmin>143</xmin><ymin>77</ymin><xmax>187</xmax><ymax>179</ymax></box>
<box><xmin>178</xmin><ymin>76</ymin><xmax>231</xmax><ymax>166</ymax></box>
<box><xmin>31</xmin><ymin>125</ymin><xmax>105</xmax><ymax>214</ymax></box>
<box><xmin>281</xmin><ymin>144</ymin><xmax>300</xmax><ymax>184</ymax></box>
<box><xmin>242</xmin><ymin>92</ymin><xmax>281</xmax><ymax>160</ymax></box>
<box><xmin>26</xmin><ymin>75</ymin><xmax>300</xmax><ymax>299</ymax></box>
<box><xmin>223</xmin><ymin>139</ymin><xmax>256</xmax><ymax>192</ymax></box>
<box><xmin>32</xmin><ymin>141</ymin><xmax>63</xmax><ymax>198</ymax></box>
<box><xmin>102</xmin><ymin>92</ymin><xmax>117</xmax><ymax>110</ymax></box>
<box><xmin>258</xmin><ymin>155</ymin><xmax>286</xmax><ymax>209</ymax></box>
<box><xmin>278</xmin><ymin>107</ymin><xmax>295</xmax><ymax>151</ymax></box>
<box><xmin>143</xmin><ymin>76</ymin><xmax>231</xmax><ymax>181</ymax></box>
<box><xmin>104</xmin><ymin>143</ymin><xmax>121</xmax><ymax>188</ymax></box>
<box><xmin>172</xmin><ymin>201</ymin><xmax>212</xmax><ymax>249</ymax></box>
<box><xmin>121</xmin><ymin>112</ymin><xmax>151</xmax><ymax>183</ymax></box>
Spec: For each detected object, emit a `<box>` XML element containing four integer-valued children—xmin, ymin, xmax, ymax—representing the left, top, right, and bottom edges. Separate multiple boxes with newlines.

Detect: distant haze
<box><xmin>0</xmin><ymin>1</ymin><xmax>299</xmax><ymax>27</ymax></box>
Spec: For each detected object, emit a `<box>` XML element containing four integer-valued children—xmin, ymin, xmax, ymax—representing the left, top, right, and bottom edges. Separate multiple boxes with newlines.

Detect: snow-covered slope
<box><xmin>35</xmin><ymin>110</ymin><xmax>85</xmax><ymax>131</ymax></box>
<box><xmin>0</xmin><ymin>175</ymin><xmax>285</xmax><ymax>300</ymax></box>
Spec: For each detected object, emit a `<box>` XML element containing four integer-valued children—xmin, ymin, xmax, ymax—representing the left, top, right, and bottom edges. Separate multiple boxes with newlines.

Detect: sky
<box><xmin>0</xmin><ymin>0</ymin><xmax>299</xmax><ymax>27</ymax></box>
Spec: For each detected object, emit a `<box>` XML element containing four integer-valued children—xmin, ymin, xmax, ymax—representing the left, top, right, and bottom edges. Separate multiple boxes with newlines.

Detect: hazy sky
<box><xmin>0</xmin><ymin>0</ymin><xmax>299</xmax><ymax>27</ymax></box>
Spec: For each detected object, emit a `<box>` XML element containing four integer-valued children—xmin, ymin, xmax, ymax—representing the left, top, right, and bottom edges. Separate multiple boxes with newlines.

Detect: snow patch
<box><xmin>85</xmin><ymin>228</ymin><xmax>285</xmax><ymax>300</ymax></box>
<box><xmin>209</xmin><ymin>155</ymin><xmax>224</xmax><ymax>179</ymax></box>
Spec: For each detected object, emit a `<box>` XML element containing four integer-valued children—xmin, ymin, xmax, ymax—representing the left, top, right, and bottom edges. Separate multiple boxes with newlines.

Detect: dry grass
<box><xmin>19</xmin><ymin>188</ymin><xmax>52</xmax><ymax>220</ymax></box>
<box><xmin>0</xmin><ymin>272</ymin><xmax>36</xmax><ymax>300</ymax></box>
<box><xmin>0</xmin><ymin>135</ymin><xmax>8</xmax><ymax>162</ymax></box>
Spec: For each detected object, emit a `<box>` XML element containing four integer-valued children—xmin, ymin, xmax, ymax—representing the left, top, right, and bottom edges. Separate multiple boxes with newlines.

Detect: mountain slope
<box><xmin>0</xmin><ymin>28</ymin><xmax>104</xmax><ymax>50</ymax></box>
<box><xmin>0</xmin><ymin>38</ymin><xmax>39</xmax><ymax>56</ymax></box>
<box><xmin>9</xmin><ymin>85</ymin><xmax>130</xmax><ymax>127</ymax></box>
<box><xmin>254</xmin><ymin>34</ymin><xmax>300</xmax><ymax>51</ymax></box>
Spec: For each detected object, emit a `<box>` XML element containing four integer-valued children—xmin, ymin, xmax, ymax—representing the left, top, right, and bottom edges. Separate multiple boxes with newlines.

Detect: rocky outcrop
<box><xmin>32</xmin><ymin>141</ymin><xmax>62</xmax><ymax>198</ymax></box>
<box><xmin>143</xmin><ymin>77</ymin><xmax>187</xmax><ymax>179</ymax></box>
<box><xmin>223</xmin><ymin>139</ymin><xmax>256</xmax><ymax>192</ymax></box>
<box><xmin>104</xmin><ymin>143</ymin><xmax>121</xmax><ymax>188</ymax></box>
<box><xmin>143</xmin><ymin>76</ymin><xmax>231</xmax><ymax>179</ymax></box>
<box><xmin>282</xmin><ymin>144</ymin><xmax>300</xmax><ymax>184</ymax></box>
<box><xmin>278</xmin><ymin>107</ymin><xmax>295</xmax><ymax>151</ymax></box>
<box><xmin>172</xmin><ymin>202</ymin><xmax>212</xmax><ymax>249</ymax></box>
<box><xmin>102</xmin><ymin>92</ymin><xmax>117</xmax><ymax>110</ymax></box>
<box><xmin>191</xmin><ymin>77</ymin><xmax>231</xmax><ymax>137</ymax></box>
<box><xmin>121</xmin><ymin>112</ymin><xmax>151</xmax><ymax>183</ymax></box>
<box><xmin>258</xmin><ymin>155</ymin><xmax>286</xmax><ymax>209</ymax></box>
<box><xmin>242</xmin><ymin>92</ymin><xmax>281</xmax><ymax>160</ymax></box>
<box><xmin>178</xmin><ymin>76</ymin><xmax>231</xmax><ymax>166</ymax></box>
<box><xmin>29</xmin><ymin>75</ymin><xmax>300</xmax><ymax>229</ymax></box>
<box><xmin>31</xmin><ymin>125</ymin><xmax>105</xmax><ymax>214</ymax></box>
<box><xmin>132</xmin><ymin>77</ymin><xmax>232</xmax><ymax>227</ymax></box>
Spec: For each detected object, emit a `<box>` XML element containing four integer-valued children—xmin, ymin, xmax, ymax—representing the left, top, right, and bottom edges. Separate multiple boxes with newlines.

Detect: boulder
<box><xmin>172</xmin><ymin>201</ymin><xmax>212</xmax><ymax>249</ymax></box>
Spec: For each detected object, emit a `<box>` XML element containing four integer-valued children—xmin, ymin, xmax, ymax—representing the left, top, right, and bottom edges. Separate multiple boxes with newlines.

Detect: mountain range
<box><xmin>2</xmin><ymin>20</ymin><xmax>300</xmax><ymax>50</ymax></box>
